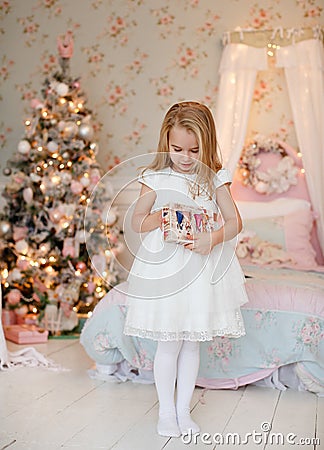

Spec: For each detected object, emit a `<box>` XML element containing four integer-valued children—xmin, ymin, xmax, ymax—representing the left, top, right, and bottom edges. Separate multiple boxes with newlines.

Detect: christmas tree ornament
<box><xmin>76</xmin><ymin>261</ymin><xmax>87</xmax><ymax>272</ymax></box>
<box><xmin>78</xmin><ymin>123</ymin><xmax>94</xmax><ymax>141</ymax></box>
<box><xmin>13</xmin><ymin>226</ymin><xmax>28</xmax><ymax>242</ymax></box>
<box><xmin>23</xmin><ymin>187</ymin><xmax>33</xmax><ymax>204</ymax></box>
<box><xmin>0</xmin><ymin>220</ymin><xmax>11</xmax><ymax>237</ymax></box>
<box><xmin>18</xmin><ymin>140</ymin><xmax>31</xmax><ymax>155</ymax></box>
<box><xmin>71</xmin><ymin>180</ymin><xmax>84</xmax><ymax>195</ymax></box>
<box><xmin>15</xmin><ymin>239</ymin><xmax>29</xmax><ymax>255</ymax></box>
<box><xmin>80</xmin><ymin>175</ymin><xmax>90</xmax><ymax>187</ymax></box>
<box><xmin>58</xmin><ymin>120</ymin><xmax>66</xmax><ymax>131</ymax></box>
<box><xmin>47</xmin><ymin>141</ymin><xmax>59</xmax><ymax>153</ymax></box>
<box><xmin>62</xmin><ymin>121</ymin><xmax>78</xmax><ymax>138</ymax></box>
<box><xmin>56</xmin><ymin>82</ymin><xmax>69</xmax><ymax>97</ymax></box>
<box><xmin>3</xmin><ymin>167</ymin><xmax>11</xmax><ymax>176</ymax></box>
<box><xmin>103</xmin><ymin>209</ymin><xmax>117</xmax><ymax>226</ymax></box>
<box><xmin>30</xmin><ymin>98</ymin><xmax>44</xmax><ymax>110</ymax></box>
<box><xmin>62</xmin><ymin>237</ymin><xmax>75</xmax><ymax>258</ymax></box>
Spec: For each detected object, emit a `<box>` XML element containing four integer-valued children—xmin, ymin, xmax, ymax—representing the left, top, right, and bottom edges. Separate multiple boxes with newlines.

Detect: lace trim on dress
<box><xmin>124</xmin><ymin>326</ymin><xmax>245</xmax><ymax>341</ymax></box>
<box><xmin>124</xmin><ymin>311</ymin><xmax>246</xmax><ymax>341</ymax></box>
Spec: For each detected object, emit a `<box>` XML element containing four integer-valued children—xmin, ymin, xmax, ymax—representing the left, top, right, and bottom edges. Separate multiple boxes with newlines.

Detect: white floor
<box><xmin>1</xmin><ymin>339</ymin><xmax>323</xmax><ymax>450</ymax></box>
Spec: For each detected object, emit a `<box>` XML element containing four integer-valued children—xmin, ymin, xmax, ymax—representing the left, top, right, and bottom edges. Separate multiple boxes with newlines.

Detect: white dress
<box><xmin>124</xmin><ymin>167</ymin><xmax>248</xmax><ymax>341</ymax></box>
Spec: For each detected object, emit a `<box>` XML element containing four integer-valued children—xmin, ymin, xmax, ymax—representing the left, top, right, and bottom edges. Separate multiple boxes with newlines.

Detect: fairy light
<box><xmin>51</xmin><ymin>153</ymin><xmax>59</xmax><ymax>159</ymax></box>
<box><xmin>267</xmin><ymin>42</ymin><xmax>280</xmax><ymax>57</ymax></box>
<box><xmin>51</xmin><ymin>175</ymin><xmax>60</xmax><ymax>185</ymax></box>
<box><xmin>67</xmin><ymin>161</ymin><xmax>72</xmax><ymax>168</ymax></box>
<box><xmin>2</xmin><ymin>269</ymin><xmax>8</xmax><ymax>279</ymax></box>
<box><xmin>32</xmin><ymin>307</ymin><xmax>38</xmax><ymax>313</ymax></box>
<box><xmin>43</xmin><ymin>163</ymin><xmax>48</xmax><ymax>169</ymax></box>
<box><xmin>4</xmin><ymin>281</ymin><xmax>9</xmax><ymax>288</ymax></box>
<box><xmin>36</xmin><ymin>166</ymin><xmax>42</xmax><ymax>172</ymax></box>
<box><xmin>297</xmin><ymin>152</ymin><xmax>302</xmax><ymax>158</ymax></box>
<box><xmin>37</xmin><ymin>146</ymin><xmax>43</xmax><ymax>152</ymax></box>
<box><xmin>25</xmin><ymin>119</ymin><xmax>31</xmax><ymax>126</ymax></box>
<box><xmin>301</xmin><ymin>168</ymin><xmax>305</xmax><ymax>174</ymax></box>
<box><xmin>49</xmin><ymin>256</ymin><xmax>56</xmax><ymax>263</ymax></box>
<box><xmin>45</xmin><ymin>266</ymin><xmax>54</xmax><ymax>274</ymax></box>
<box><xmin>59</xmin><ymin>98</ymin><xmax>66</xmax><ymax>105</ymax></box>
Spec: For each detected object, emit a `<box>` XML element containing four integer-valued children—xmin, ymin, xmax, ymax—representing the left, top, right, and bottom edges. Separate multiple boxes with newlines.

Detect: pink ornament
<box><xmin>87</xmin><ymin>281</ymin><xmax>96</xmax><ymax>294</ymax></box>
<box><xmin>17</xmin><ymin>257</ymin><xmax>29</xmax><ymax>270</ymax></box>
<box><xmin>13</xmin><ymin>226</ymin><xmax>28</xmax><ymax>242</ymax></box>
<box><xmin>30</xmin><ymin>98</ymin><xmax>44</xmax><ymax>110</ymax></box>
<box><xmin>23</xmin><ymin>187</ymin><xmax>33</xmax><ymax>204</ymax></box>
<box><xmin>7</xmin><ymin>289</ymin><xmax>22</xmax><ymax>306</ymax></box>
<box><xmin>34</xmin><ymin>276</ymin><xmax>47</xmax><ymax>293</ymax></box>
<box><xmin>49</xmin><ymin>208</ymin><xmax>63</xmax><ymax>223</ymax></box>
<box><xmin>71</xmin><ymin>180</ymin><xmax>84</xmax><ymax>195</ymax></box>
<box><xmin>62</xmin><ymin>237</ymin><xmax>75</xmax><ymax>258</ymax></box>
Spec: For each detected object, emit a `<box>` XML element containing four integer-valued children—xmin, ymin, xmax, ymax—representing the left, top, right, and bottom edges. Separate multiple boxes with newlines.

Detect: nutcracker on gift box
<box><xmin>0</xmin><ymin>32</ymin><xmax>122</xmax><ymax>333</ymax></box>
<box><xmin>162</xmin><ymin>203</ymin><xmax>217</xmax><ymax>244</ymax></box>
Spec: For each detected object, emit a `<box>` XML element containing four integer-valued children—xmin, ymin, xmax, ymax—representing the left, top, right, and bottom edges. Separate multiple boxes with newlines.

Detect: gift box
<box><xmin>162</xmin><ymin>203</ymin><xmax>217</xmax><ymax>244</ymax></box>
<box><xmin>4</xmin><ymin>324</ymin><xmax>49</xmax><ymax>344</ymax></box>
<box><xmin>1</xmin><ymin>309</ymin><xmax>17</xmax><ymax>326</ymax></box>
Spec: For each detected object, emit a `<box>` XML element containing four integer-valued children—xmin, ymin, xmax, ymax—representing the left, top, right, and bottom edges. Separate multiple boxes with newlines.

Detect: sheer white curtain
<box><xmin>215</xmin><ymin>43</ymin><xmax>267</xmax><ymax>174</ymax></box>
<box><xmin>276</xmin><ymin>39</ymin><xmax>324</xmax><ymax>252</ymax></box>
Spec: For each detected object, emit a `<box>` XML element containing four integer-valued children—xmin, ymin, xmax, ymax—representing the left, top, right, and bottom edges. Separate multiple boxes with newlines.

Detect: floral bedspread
<box><xmin>80</xmin><ymin>269</ymin><xmax>324</xmax><ymax>391</ymax></box>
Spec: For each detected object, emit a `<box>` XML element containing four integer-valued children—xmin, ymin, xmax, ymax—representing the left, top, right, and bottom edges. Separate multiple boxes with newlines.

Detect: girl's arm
<box><xmin>131</xmin><ymin>183</ymin><xmax>162</xmax><ymax>233</ymax></box>
<box><xmin>186</xmin><ymin>183</ymin><xmax>242</xmax><ymax>255</ymax></box>
<box><xmin>211</xmin><ymin>183</ymin><xmax>242</xmax><ymax>246</ymax></box>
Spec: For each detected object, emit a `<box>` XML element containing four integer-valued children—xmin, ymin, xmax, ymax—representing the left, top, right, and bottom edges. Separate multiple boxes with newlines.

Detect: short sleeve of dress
<box><xmin>214</xmin><ymin>168</ymin><xmax>232</xmax><ymax>188</ymax></box>
<box><xmin>138</xmin><ymin>169</ymin><xmax>157</xmax><ymax>191</ymax></box>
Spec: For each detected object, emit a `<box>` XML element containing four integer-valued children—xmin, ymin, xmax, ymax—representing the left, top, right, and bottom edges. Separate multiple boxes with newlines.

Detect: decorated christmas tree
<box><xmin>0</xmin><ymin>32</ymin><xmax>121</xmax><ymax>333</ymax></box>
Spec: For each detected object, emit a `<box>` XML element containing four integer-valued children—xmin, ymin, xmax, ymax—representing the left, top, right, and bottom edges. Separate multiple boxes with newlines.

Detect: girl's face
<box><xmin>168</xmin><ymin>126</ymin><xmax>200</xmax><ymax>173</ymax></box>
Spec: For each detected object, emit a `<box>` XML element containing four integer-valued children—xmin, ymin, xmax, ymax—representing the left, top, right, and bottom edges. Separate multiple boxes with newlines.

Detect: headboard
<box><xmin>231</xmin><ymin>141</ymin><xmax>323</xmax><ymax>265</ymax></box>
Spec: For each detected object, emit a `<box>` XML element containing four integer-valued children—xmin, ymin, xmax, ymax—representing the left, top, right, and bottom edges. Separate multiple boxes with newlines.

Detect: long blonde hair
<box><xmin>146</xmin><ymin>101</ymin><xmax>223</xmax><ymax>198</ymax></box>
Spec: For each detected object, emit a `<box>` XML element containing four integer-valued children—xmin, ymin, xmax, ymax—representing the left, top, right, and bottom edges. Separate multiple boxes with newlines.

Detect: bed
<box><xmin>80</xmin><ymin>147</ymin><xmax>324</xmax><ymax>396</ymax></box>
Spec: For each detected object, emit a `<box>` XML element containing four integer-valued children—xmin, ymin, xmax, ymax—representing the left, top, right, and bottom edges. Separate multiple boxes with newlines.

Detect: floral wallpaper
<box><xmin>0</xmin><ymin>0</ymin><xmax>323</xmax><ymax>177</ymax></box>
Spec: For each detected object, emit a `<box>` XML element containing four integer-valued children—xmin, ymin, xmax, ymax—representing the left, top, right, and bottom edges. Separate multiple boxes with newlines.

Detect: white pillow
<box><xmin>236</xmin><ymin>198</ymin><xmax>311</xmax><ymax>220</ymax></box>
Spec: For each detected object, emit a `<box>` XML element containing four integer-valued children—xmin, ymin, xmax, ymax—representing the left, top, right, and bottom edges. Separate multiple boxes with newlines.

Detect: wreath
<box><xmin>238</xmin><ymin>137</ymin><xmax>299</xmax><ymax>194</ymax></box>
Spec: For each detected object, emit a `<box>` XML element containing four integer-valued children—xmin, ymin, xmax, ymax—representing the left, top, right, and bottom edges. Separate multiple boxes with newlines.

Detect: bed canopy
<box><xmin>215</xmin><ymin>26</ymin><xmax>324</xmax><ymax>253</ymax></box>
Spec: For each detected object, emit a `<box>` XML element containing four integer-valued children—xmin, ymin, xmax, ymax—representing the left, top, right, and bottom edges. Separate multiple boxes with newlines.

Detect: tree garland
<box><xmin>238</xmin><ymin>137</ymin><xmax>299</xmax><ymax>194</ymax></box>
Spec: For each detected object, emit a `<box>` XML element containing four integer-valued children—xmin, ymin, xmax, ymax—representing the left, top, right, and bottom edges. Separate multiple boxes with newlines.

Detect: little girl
<box><xmin>124</xmin><ymin>101</ymin><xmax>248</xmax><ymax>437</ymax></box>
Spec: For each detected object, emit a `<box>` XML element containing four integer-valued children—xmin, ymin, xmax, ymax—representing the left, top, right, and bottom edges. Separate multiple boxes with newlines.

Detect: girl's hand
<box><xmin>184</xmin><ymin>232</ymin><xmax>213</xmax><ymax>255</ymax></box>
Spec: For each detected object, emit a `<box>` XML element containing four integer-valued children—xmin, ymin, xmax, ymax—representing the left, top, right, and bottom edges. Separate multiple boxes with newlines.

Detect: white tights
<box><xmin>154</xmin><ymin>340</ymin><xmax>200</xmax><ymax>437</ymax></box>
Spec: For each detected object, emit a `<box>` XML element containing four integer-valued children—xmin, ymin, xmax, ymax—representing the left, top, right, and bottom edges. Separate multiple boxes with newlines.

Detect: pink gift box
<box><xmin>1</xmin><ymin>310</ymin><xmax>17</xmax><ymax>326</ymax></box>
<box><xmin>4</xmin><ymin>324</ymin><xmax>49</xmax><ymax>344</ymax></box>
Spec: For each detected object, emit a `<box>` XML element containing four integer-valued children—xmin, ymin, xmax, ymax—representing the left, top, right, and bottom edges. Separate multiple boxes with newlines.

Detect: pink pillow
<box><xmin>283</xmin><ymin>209</ymin><xmax>317</xmax><ymax>268</ymax></box>
<box><xmin>239</xmin><ymin>208</ymin><xmax>318</xmax><ymax>269</ymax></box>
